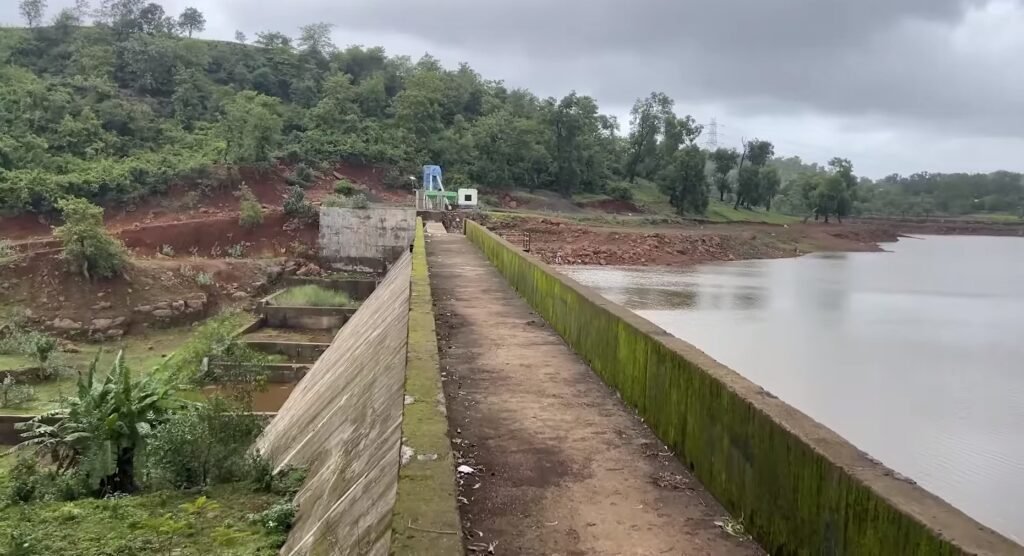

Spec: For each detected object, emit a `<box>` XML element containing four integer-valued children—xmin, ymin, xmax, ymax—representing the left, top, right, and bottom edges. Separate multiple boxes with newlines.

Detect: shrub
<box><xmin>0</xmin><ymin>322</ymin><xmax>57</xmax><ymax>364</ymax></box>
<box><xmin>333</xmin><ymin>179</ymin><xmax>355</xmax><ymax>196</ymax></box>
<box><xmin>252</xmin><ymin>500</ymin><xmax>297</xmax><ymax>535</ymax></box>
<box><xmin>273</xmin><ymin>285</ymin><xmax>352</xmax><ymax>307</ymax></box>
<box><xmin>157</xmin><ymin>313</ymin><xmax>265</xmax><ymax>387</ymax></box>
<box><xmin>54</xmin><ymin>198</ymin><xmax>127</xmax><ymax>280</ymax></box>
<box><xmin>6</xmin><ymin>456</ymin><xmax>41</xmax><ymax>503</ymax></box>
<box><xmin>347</xmin><ymin>193</ymin><xmax>369</xmax><ymax>209</ymax></box>
<box><xmin>322</xmin><ymin>193</ymin><xmax>369</xmax><ymax>209</ymax></box>
<box><xmin>159</xmin><ymin>244</ymin><xmax>175</xmax><ymax>257</ymax></box>
<box><xmin>282</xmin><ymin>186</ymin><xmax>316</xmax><ymax>222</ymax></box>
<box><xmin>31</xmin><ymin>335</ymin><xmax>56</xmax><ymax>365</ymax></box>
<box><xmin>607</xmin><ymin>182</ymin><xmax>634</xmax><ymax>202</ymax></box>
<box><xmin>321</xmin><ymin>195</ymin><xmax>345</xmax><ymax>208</ymax></box>
<box><xmin>226</xmin><ymin>243</ymin><xmax>246</xmax><ymax>258</ymax></box>
<box><xmin>0</xmin><ymin>240</ymin><xmax>14</xmax><ymax>259</ymax></box>
<box><xmin>194</xmin><ymin>271</ymin><xmax>214</xmax><ymax>287</ymax></box>
<box><xmin>145</xmin><ymin>399</ymin><xmax>265</xmax><ymax>489</ymax></box>
<box><xmin>237</xmin><ymin>186</ymin><xmax>263</xmax><ymax>229</ymax></box>
<box><xmin>0</xmin><ymin>376</ymin><xmax>35</xmax><ymax>408</ymax></box>
<box><xmin>286</xmin><ymin>164</ymin><xmax>315</xmax><ymax>188</ymax></box>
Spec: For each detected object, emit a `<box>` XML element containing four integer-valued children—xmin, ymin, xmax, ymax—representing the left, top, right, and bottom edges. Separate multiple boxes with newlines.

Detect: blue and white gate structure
<box><xmin>415</xmin><ymin>165</ymin><xmax>479</xmax><ymax>210</ymax></box>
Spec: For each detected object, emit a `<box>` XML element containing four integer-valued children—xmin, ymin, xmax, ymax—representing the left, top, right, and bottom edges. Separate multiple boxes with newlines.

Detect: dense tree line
<box><xmin>0</xmin><ymin>1</ymin><xmax>627</xmax><ymax>213</ymax></box>
<box><xmin>1</xmin><ymin>1</ymin><xmax>1021</xmax><ymax>219</ymax></box>
<box><xmin>771</xmin><ymin>156</ymin><xmax>1024</xmax><ymax>218</ymax></box>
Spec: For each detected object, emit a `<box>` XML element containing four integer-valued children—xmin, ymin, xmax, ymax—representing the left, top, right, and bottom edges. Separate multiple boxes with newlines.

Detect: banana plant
<box><xmin>17</xmin><ymin>350</ymin><xmax>188</xmax><ymax>495</ymax></box>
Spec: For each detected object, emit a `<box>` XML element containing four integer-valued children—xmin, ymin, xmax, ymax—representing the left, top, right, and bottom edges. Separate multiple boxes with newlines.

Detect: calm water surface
<box><xmin>564</xmin><ymin>235</ymin><xmax>1024</xmax><ymax>543</ymax></box>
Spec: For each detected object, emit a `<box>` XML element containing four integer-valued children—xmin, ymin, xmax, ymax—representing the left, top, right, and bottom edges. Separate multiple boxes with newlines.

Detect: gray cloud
<box><xmin>4</xmin><ymin>0</ymin><xmax>1024</xmax><ymax>176</ymax></box>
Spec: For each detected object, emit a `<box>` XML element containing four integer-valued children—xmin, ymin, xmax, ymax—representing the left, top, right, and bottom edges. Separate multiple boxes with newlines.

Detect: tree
<box><xmin>710</xmin><ymin>147</ymin><xmax>740</xmax><ymax>201</ymax></box>
<box><xmin>736</xmin><ymin>165</ymin><xmax>761</xmax><ymax>209</ymax></box>
<box><xmin>138</xmin><ymin>2</ymin><xmax>173</xmax><ymax>34</ymax></box>
<box><xmin>51</xmin><ymin>7</ymin><xmax>83</xmax><ymax>27</ymax></box>
<box><xmin>298</xmin><ymin>22</ymin><xmax>335</xmax><ymax>54</ymax></box>
<box><xmin>19</xmin><ymin>0</ymin><xmax>47</xmax><ymax>27</ymax></box>
<box><xmin>624</xmin><ymin>92</ymin><xmax>673</xmax><ymax>183</ymax></box>
<box><xmin>171</xmin><ymin>67</ymin><xmax>209</xmax><ymax>127</ymax></box>
<box><xmin>744</xmin><ymin>139</ymin><xmax>775</xmax><ymax>167</ymax></box>
<box><xmin>735</xmin><ymin>139</ymin><xmax>775</xmax><ymax>209</ymax></box>
<box><xmin>394</xmin><ymin>68</ymin><xmax>446</xmax><ymax>155</ymax></box>
<box><xmin>238</xmin><ymin>186</ymin><xmax>263</xmax><ymax>229</ymax></box>
<box><xmin>177</xmin><ymin>7</ymin><xmax>206</xmax><ymax>38</ymax></box>
<box><xmin>53</xmin><ymin>198</ymin><xmax>126</xmax><ymax>280</ymax></box>
<box><xmin>73</xmin><ymin>0</ymin><xmax>91</xmax><ymax>19</ymax></box>
<box><xmin>220</xmin><ymin>91</ymin><xmax>283</xmax><ymax>166</ymax></box>
<box><xmin>758</xmin><ymin>166</ymin><xmax>782</xmax><ymax>211</ymax></box>
<box><xmin>234</xmin><ymin>30</ymin><xmax>247</xmax><ymax>44</ymax></box>
<box><xmin>547</xmin><ymin>92</ymin><xmax>612</xmax><ymax>197</ymax></box>
<box><xmin>662</xmin><ymin>145</ymin><xmax>709</xmax><ymax>214</ymax></box>
<box><xmin>255</xmin><ymin>31</ymin><xmax>292</xmax><ymax>49</ymax></box>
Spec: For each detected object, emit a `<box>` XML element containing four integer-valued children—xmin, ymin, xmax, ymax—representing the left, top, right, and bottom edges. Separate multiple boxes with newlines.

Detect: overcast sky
<box><xmin>4</xmin><ymin>0</ymin><xmax>1024</xmax><ymax>178</ymax></box>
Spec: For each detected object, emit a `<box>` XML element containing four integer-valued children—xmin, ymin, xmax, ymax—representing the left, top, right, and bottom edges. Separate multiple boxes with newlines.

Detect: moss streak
<box><xmin>391</xmin><ymin>219</ymin><xmax>462</xmax><ymax>554</ymax></box>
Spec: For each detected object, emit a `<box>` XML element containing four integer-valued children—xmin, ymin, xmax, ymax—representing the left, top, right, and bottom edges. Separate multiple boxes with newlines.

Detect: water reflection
<box><xmin>564</xmin><ymin>236</ymin><xmax>1024</xmax><ymax>543</ymax></box>
<box><xmin>570</xmin><ymin>265</ymin><xmax>767</xmax><ymax>312</ymax></box>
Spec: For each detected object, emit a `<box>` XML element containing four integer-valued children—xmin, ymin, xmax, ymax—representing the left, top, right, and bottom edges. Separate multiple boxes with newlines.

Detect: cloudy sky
<box><xmin>4</xmin><ymin>0</ymin><xmax>1024</xmax><ymax>178</ymax></box>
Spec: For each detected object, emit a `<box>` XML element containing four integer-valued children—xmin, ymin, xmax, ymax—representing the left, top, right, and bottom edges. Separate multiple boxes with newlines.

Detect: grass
<box><xmin>272</xmin><ymin>285</ymin><xmax>352</xmax><ymax>307</ymax></box>
<box><xmin>0</xmin><ymin>483</ymin><xmax>285</xmax><ymax>555</ymax></box>
<box><xmin>704</xmin><ymin>201</ymin><xmax>800</xmax><ymax>224</ymax></box>
<box><xmin>0</xmin><ymin>326</ymin><xmax>215</xmax><ymax>415</ymax></box>
<box><xmin>960</xmin><ymin>212</ymin><xmax>1024</xmax><ymax>223</ymax></box>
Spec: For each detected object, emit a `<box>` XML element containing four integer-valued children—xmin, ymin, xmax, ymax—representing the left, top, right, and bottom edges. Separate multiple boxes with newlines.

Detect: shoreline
<box><xmin>480</xmin><ymin>213</ymin><xmax>1024</xmax><ymax>268</ymax></box>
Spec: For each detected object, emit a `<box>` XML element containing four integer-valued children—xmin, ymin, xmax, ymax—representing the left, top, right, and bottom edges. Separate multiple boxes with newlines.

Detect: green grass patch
<box><xmin>0</xmin><ymin>325</ymin><xmax>228</xmax><ymax>415</ymax></box>
<box><xmin>704</xmin><ymin>201</ymin><xmax>800</xmax><ymax>224</ymax></box>
<box><xmin>272</xmin><ymin>285</ymin><xmax>352</xmax><ymax>307</ymax></box>
<box><xmin>0</xmin><ymin>483</ymin><xmax>286</xmax><ymax>555</ymax></box>
<box><xmin>959</xmin><ymin>212</ymin><xmax>1024</xmax><ymax>223</ymax></box>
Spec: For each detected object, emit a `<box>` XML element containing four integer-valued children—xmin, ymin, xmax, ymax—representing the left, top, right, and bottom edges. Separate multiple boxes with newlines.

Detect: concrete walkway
<box><xmin>427</xmin><ymin>233</ymin><xmax>763</xmax><ymax>556</ymax></box>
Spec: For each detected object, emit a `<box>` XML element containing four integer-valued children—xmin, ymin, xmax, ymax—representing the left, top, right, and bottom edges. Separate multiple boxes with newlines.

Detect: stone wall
<box><xmin>255</xmin><ymin>253</ymin><xmax>411</xmax><ymax>555</ymax></box>
<box><xmin>318</xmin><ymin>208</ymin><xmax>415</xmax><ymax>272</ymax></box>
<box><xmin>464</xmin><ymin>220</ymin><xmax>1023</xmax><ymax>556</ymax></box>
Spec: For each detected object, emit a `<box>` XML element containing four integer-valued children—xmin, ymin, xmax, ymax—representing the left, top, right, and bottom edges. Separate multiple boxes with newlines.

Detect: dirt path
<box><xmin>427</xmin><ymin>233</ymin><xmax>763</xmax><ymax>555</ymax></box>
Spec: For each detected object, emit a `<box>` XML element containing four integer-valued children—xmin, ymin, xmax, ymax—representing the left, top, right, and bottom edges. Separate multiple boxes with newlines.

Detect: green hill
<box><xmin>0</xmin><ymin>10</ymin><xmax>622</xmax><ymax>214</ymax></box>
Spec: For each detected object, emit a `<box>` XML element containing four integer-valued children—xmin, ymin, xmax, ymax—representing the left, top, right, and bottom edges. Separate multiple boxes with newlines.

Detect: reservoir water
<box><xmin>563</xmin><ymin>235</ymin><xmax>1024</xmax><ymax>543</ymax></box>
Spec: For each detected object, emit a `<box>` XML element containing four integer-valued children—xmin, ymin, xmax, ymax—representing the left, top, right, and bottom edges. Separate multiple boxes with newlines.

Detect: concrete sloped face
<box><xmin>255</xmin><ymin>253</ymin><xmax>412</xmax><ymax>556</ymax></box>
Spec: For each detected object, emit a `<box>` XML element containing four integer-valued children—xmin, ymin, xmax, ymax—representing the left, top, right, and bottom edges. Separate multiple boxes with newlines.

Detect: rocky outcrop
<box><xmin>51</xmin><ymin>318</ymin><xmax>82</xmax><ymax>331</ymax></box>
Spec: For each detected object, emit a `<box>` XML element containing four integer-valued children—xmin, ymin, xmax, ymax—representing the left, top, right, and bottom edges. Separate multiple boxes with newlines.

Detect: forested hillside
<box><xmin>0</xmin><ymin>1</ymin><xmax>626</xmax><ymax>214</ymax></box>
<box><xmin>1</xmin><ymin>0</ymin><xmax>1022</xmax><ymax>220</ymax></box>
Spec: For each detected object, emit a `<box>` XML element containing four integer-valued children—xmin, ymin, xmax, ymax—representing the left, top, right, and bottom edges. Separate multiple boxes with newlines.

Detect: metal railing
<box><xmin>498</xmin><ymin>231</ymin><xmax>531</xmax><ymax>252</ymax></box>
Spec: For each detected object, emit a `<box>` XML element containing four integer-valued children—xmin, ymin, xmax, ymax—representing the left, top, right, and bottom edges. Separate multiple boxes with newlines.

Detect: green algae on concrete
<box><xmin>391</xmin><ymin>219</ymin><xmax>462</xmax><ymax>554</ymax></box>
<box><xmin>464</xmin><ymin>219</ymin><xmax>1023</xmax><ymax>556</ymax></box>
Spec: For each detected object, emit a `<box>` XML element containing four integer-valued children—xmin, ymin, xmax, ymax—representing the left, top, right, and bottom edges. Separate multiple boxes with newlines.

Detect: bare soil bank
<box><xmin>481</xmin><ymin>214</ymin><xmax>1024</xmax><ymax>267</ymax></box>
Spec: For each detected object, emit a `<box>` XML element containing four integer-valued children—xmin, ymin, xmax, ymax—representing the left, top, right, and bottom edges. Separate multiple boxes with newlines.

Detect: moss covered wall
<box><xmin>465</xmin><ymin>220</ymin><xmax>1022</xmax><ymax>556</ymax></box>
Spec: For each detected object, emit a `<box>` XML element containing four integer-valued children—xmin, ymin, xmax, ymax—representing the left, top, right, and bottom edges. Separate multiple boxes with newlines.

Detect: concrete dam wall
<box><xmin>464</xmin><ymin>220</ymin><xmax>1022</xmax><ymax>555</ymax></box>
<box><xmin>319</xmin><ymin>207</ymin><xmax>415</xmax><ymax>271</ymax></box>
<box><xmin>255</xmin><ymin>252</ymin><xmax>412</xmax><ymax>555</ymax></box>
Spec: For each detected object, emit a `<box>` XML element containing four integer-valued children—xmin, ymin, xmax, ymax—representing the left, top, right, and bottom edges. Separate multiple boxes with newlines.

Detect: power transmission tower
<box><xmin>704</xmin><ymin>118</ymin><xmax>720</xmax><ymax>150</ymax></box>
